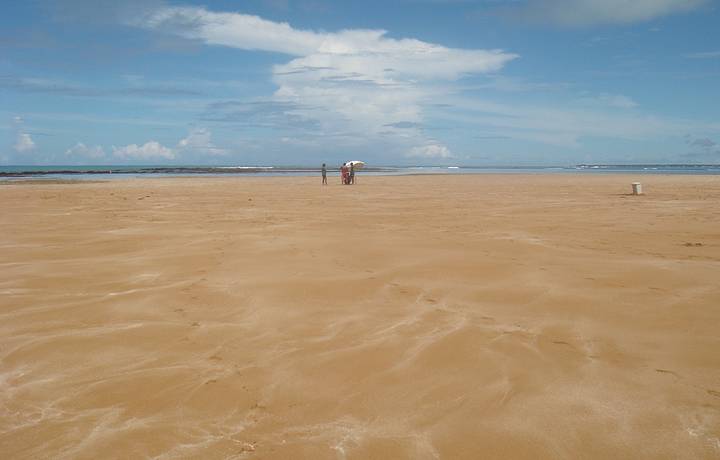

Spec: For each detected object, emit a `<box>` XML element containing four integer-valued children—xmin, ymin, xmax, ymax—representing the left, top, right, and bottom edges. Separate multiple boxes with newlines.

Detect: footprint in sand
<box><xmin>655</xmin><ymin>368</ymin><xmax>681</xmax><ymax>378</ymax></box>
<box><xmin>238</xmin><ymin>442</ymin><xmax>256</xmax><ymax>453</ymax></box>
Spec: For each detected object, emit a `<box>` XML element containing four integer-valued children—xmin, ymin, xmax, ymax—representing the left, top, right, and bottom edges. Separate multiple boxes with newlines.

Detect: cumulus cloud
<box><xmin>14</xmin><ymin>133</ymin><xmax>35</xmax><ymax>152</ymax></box>
<box><xmin>63</xmin><ymin>130</ymin><xmax>224</xmax><ymax>164</ymax></box>
<box><xmin>112</xmin><ymin>141</ymin><xmax>175</xmax><ymax>160</ymax></box>
<box><xmin>11</xmin><ymin>115</ymin><xmax>36</xmax><ymax>152</ymax></box>
<box><xmin>136</xmin><ymin>7</ymin><xmax>515</xmax><ymax>77</ymax></box>
<box><xmin>134</xmin><ymin>6</ymin><xmax>517</xmax><ymax>156</ymax></box>
<box><xmin>177</xmin><ymin>127</ymin><xmax>227</xmax><ymax>155</ymax></box>
<box><xmin>505</xmin><ymin>0</ymin><xmax>708</xmax><ymax>27</ymax></box>
<box><xmin>406</xmin><ymin>144</ymin><xmax>453</xmax><ymax>159</ymax></box>
<box><xmin>65</xmin><ymin>142</ymin><xmax>106</xmax><ymax>159</ymax></box>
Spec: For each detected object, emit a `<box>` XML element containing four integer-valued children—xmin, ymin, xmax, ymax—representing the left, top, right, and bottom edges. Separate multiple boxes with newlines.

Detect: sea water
<box><xmin>1</xmin><ymin>164</ymin><xmax>719</xmax><ymax>181</ymax></box>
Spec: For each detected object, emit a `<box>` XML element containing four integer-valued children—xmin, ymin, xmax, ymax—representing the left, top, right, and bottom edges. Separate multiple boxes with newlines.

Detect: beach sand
<box><xmin>1</xmin><ymin>174</ymin><xmax>719</xmax><ymax>459</ymax></box>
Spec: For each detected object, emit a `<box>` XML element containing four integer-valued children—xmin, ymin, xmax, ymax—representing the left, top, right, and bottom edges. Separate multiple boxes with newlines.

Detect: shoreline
<box><xmin>3</xmin><ymin>170</ymin><xmax>720</xmax><ymax>185</ymax></box>
<box><xmin>2</xmin><ymin>164</ymin><xmax>720</xmax><ymax>180</ymax></box>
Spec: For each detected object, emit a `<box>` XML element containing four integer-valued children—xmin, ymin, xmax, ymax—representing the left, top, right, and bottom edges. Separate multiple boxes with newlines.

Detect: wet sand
<box><xmin>1</xmin><ymin>174</ymin><xmax>719</xmax><ymax>459</ymax></box>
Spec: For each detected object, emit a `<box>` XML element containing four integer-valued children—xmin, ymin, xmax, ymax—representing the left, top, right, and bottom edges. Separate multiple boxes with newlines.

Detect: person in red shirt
<box><xmin>341</xmin><ymin>163</ymin><xmax>349</xmax><ymax>184</ymax></box>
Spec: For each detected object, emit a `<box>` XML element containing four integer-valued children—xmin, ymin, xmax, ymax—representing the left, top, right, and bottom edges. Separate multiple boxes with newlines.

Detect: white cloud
<box><xmin>600</xmin><ymin>94</ymin><xmax>638</xmax><ymax>109</ymax></box>
<box><xmin>508</xmin><ymin>0</ymin><xmax>708</xmax><ymax>26</ymax></box>
<box><xmin>112</xmin><ymin>141</ymin><xmax>175</xmax><ymax>160</ymax></box>
<box><xmin>177</xmin><ymin>127</ymin><xmax>226</xmax><ymax>155</ymax></box>
<box><xmin>11</xmin><ymin>116</ymin><xmax>35</xmax><ymax>153</ymax></box>
<box><xmin>406</xmin><ymin>144</ymin><xmax>453</xmax><ymax>159</ymax></box>
<box><xmin>137</xmin><ymin>7</ymin><xmax>516</xmax><ymax>79</ymax></box>
<box><xmin>65</xmin><ymin>142</ymin><xmax>106</xmax><ymax>159</ymax></box>
<box><xmin>135</xmin><ymin>6</ymin><xmax>517</xmax><ymax>155</ymax></box>
<box><xmin>128</xmin><ymin>5</ymin><xmax>719</xmax><ymax>161</ymax></box>
<box><xmin>435</xmin><ymin>96</ymin><xmax>720</xmax><ymax>148</ymax></box>
<box><xmin>14</xmin><ymin>133</ymin><xmax>35</xmax><ymax>152</ymax></box>
<box><xmin>62</xmin><ymin>130</ymin><xmax>224</xmax><ymax>164</ymax></box>
<box><xmin>139</xmin><ymin>7</ymin><xmax>323</xmax><ymax>56</ymax></box>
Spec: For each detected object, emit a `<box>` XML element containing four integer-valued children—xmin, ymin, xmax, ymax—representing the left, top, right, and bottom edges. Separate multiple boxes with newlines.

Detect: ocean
<box><xmin>1</xmin><ymin>164</ymin><xmax>719</xmax><ymax>180</ymax></box>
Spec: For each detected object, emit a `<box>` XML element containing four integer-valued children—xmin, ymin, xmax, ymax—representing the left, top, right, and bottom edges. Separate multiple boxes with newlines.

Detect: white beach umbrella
<box><xmin>345</xmin><ymin>160</ymin><xmax>365</xmax><ymax>169</ymax></box>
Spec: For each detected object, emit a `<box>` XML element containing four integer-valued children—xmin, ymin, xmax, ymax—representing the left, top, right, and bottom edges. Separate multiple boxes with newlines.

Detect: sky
<box><xmin>1</xmin><ymin>0</ymin><xmax>719</xmax><ymax>166</ymax></box>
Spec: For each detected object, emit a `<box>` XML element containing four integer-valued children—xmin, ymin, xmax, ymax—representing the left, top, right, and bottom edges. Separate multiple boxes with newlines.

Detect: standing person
<box><xmin>321</xmin><ymin>163</ymin><xmax>327</xmax><ymax>185</ymax></box>
<box><xmin>341</xmin><ymin>163</ymin><xmax>348</xmax><ymax>184</ymax></box>
<box><xmin>349</xmin><ymin>162</ymin><xmax>355</xmax><ymax>185</ymax></box>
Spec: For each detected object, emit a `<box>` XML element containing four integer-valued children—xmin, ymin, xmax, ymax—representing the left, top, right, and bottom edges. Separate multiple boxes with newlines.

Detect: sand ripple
<box><xmin>1</xmin><ymin>175</ymin><xmax>719</xmax><ymax>458</ymax></box>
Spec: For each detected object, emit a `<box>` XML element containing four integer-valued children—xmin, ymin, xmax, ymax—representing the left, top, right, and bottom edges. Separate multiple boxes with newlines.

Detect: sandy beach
<box><xmin>1</xmin><ymin>174</ymin><xmax>719</xmax><ymax>459</ymax></box>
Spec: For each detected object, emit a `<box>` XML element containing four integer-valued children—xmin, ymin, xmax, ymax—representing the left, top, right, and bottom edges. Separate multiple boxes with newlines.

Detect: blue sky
<box><xmin>1</xmin><ymin>0</ymin><xmax>719</xmax><ymax>166</ymax></box>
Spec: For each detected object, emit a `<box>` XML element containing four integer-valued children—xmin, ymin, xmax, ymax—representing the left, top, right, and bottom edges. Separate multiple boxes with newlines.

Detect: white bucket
<box><xmin>631</xmin><ymin>182</ymin><xmax>643</xmax><ymax>195</ymax></box>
